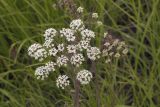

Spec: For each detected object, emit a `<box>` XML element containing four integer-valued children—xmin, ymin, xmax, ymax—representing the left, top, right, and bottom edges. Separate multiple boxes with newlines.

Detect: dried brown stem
<box><xmin>74</xmin><ymin>79</ymin><xmax>80</xmax><ymax>107</ymax></box>
<box><xmin>91</xmin><ymin>61</ymin><xmax>101</xmax><ymax>107</ymax></box>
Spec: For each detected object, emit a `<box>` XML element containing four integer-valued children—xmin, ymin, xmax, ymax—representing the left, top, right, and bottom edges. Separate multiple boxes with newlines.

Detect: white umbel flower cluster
<box><xmin>77</xmin><ymin>40</ymin><xmax>90</xmax><ymax>51</ymax></box>
<box><xmin>35</xmin><ymin>66</ymin><xmax>50</xmax><ymax>80</ymax></box>
<box><xmin>67</xmin><ymin>45</ymin><xmax>77</xmax><ymax>53</ymax></box>
<box><xmin>56</xmin><ymin>55</ymin><xmax>69</xmax><ymax>67</ymax></box>
<box><xmin>27</xmin><ymin>7</ymin><xmax>128</xmax><ymax>89</ymax></box>
<box><xmin>87</xmin><ymin>47</ymin><xmax>101</xmax><ymax>60</ymax></box>
<box><xmin>92</xmin><ymin>13</ymin><xmax>98</xmax><ymax>18</ymax></box>
<box><xmin>48</xmin><ymin>47</ymin><xmax>58</xmax><ymax>56</ymax></box>
<box><xmin>122</xmin><ymin>48</ymin><xmax>128</xmax><ymax>55</ymax></box>
<box><xmin>70</xmin><ymin>19</ymin><xmax>85</xmax><ymax>31</ymax></box>
<box><xmin>28</xmin><ymin>43</ymin><xmax>47</xmax><ymax>61</ymax></box>
<box><xmin>60</xmin><ymin>28</ymin><xmax>75</xmax><ymax>41</ymax></box>
<box><xmin>28</xmin><ymin>43</ymin><xmax>42</xmax><ymax>57</ymax></box>
<box><xmin>43</xmin><ymin>39</ymin><xmax>54</xmax><ymax>48</ymax></box>
<box><xmin>57</xmin><ymin>43</ymin><xmax>65</xmax><ymax>52</ymax></box>
<box><xmin>77</xmin><ymin>70</ymin><xmax>93</xmax><ymax>85</ymax></box>
<box><xmin>45</xmin><ymin>61</ymin><xmax>56</xmax><ymax>72</ymax></box>
<box><xmin>103</xmin><ymin>32</ymin><xmax>108</xmax><ymax>38</ymax></box>
<box><xmin>56</xmin><ymin>75</ymin><xmax>70</xmax><ymax>89</ymax></box>
<box><xmin>44</xmin><ymin>28</ymin><xmax>57</xmax><ymax>40</ymax></box>
<box><xmin>35</xmin><ymin>61</ymin><xmax>56</xmax><ymax>80</ymax></box>
<box><xmin>102</xmin><ymin>35</ymin><xmax>128</xmax><ymax>63</ymax></box>
<box><xmin>97</xmin><ymin>21</ymin><xmax>103</xmax><ymax>26</ymax></box>
<box><xmin>70</xmin><ymin>54</ymin><xmax>84</xmax><ymax>67</ymax></box>
<box><xmin>81</xmin><ymin>29</ymin><xmax>95</xmax><ymax>40</ymax></box>
<box><xmin>77</xmin><ymin>6</ymin><xmax>84</xmax><ymax>13</ymax></box>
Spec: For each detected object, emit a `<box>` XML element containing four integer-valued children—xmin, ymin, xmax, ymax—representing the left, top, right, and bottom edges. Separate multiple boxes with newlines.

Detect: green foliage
<box><xmin>0</xmin><ymin>0</ymin><xmax>160</xmax><ymax>107</ymax></box>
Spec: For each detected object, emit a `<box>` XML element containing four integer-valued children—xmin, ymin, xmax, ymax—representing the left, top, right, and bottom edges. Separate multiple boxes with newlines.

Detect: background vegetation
<box><xmin>0</xmin><ymin>0</ymin><xmax>160</xmax><ymax>107</ymax></box>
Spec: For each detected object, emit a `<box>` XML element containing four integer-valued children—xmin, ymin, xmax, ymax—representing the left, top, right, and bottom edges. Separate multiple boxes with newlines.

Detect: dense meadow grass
<box><xmin>0</xmin><ymin>0</ymin><xmax>160</xmax><ymax>107</ymax></box>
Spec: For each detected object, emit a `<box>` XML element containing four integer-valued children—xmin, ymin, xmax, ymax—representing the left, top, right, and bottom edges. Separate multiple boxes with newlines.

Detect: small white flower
<box><xmin>70</xmin><ymin>54</ymin><xmax>84</xmax><ymax>67</ymax></box>
<box><xmin>28</xmin><ymin>43</ymin><xmax>47</xmax><ymax>61</ymax></box>
<box><xmin>28</xmin><ymin>43</ymin><xmax>42</xmax><ymax>58</ymax></box>
<box><xmin>102</xmin><ymin>49</ymin><xmax>108</xmax><ymax>56</ymax></box>
<box><xmin>77</xmin><ymin>70</ymin><xmax>93</xmax><ymax>85</ymax></box>
<box><xmin>66</xmin><ymin>35</ymin><xmax>76</xmax><ymax>42</ymax></box>
<box><xmin>87</xmin><ymin>47</ymin><xmax>101</xmax><ymax>60</ymax></box>
<box><xmin>117</xmin><ymin>45</ymin><xmax>122</xmax><ymax>50</ymax></box>
<box><xmin>67</xmin><ymin>45</ymin><xmax>77</xmax><ymax>53</ymax></box>
<box><xmin>60</xmin><ymin>28</ymin><xmax>74</xmax><ymax>37</ymax></box>
<box><xmin>57</xmin><ymin>43</ymin><xmax>65</xmax><ymax>52</ymax></box>
<box><xmin>35</xmin><ymin>48</ymin><xmax>48</xmax><ymax>61</ymax></box>
<box><xmin>104</xmin><ymin>32</ymin><xmax>108</xmax><ymax>38</ymax></box>
<box><xmin>60</xmin><ymin>28</ymin><xmax>75</xmax><ymax>41</ymax></box>
<box><xmin>56</xmin><ymin>75</ymin><xmax>70</xmax><ymax>89</ymax></box>
<box><xmin>122</xmin><ymin>48</ymin><xmax>128</xmax><ymax>54</ymax></box>
<box><xmin>81</xmin><ymin>29</ymin><xmax>95</xmax><ymax>40</ymax></box>
<box><xmin>114</xmin><ymin>53</ymin><xmax>120</xmax><ymax>58</ymax></box>
<box><xmin>77</xmin><ymin>6</ymin><xmax>84</xmax><ymax>13</ymax></box>
<box><xmin>78</xmin><ymin>40</ymin><xmax>90</xmax><ymax>50</ymax></box>
<box><xmin>92</xmin><ymin>13</ymin><xmax>98</xmax><ymax>18</ymax></box>
<box><xmin>113</xmin><ymin>39</ymin><xmax>119</xmax><ymax>46</ymax></box>
<box><xmin>104</xmin><ymin>42</ymin><xmax>110</xmax><ymax>47</ymax></box>
<box><xmin>109</xmin><ymin>52</ymin><xmax>114</xmax><ymax>56</ymax></box>
<box><xmin>35</xmin><ymin>66</ymin><xmax>50</xmax><ymax>80</ymax></box>
<box><xmin>108</xmin><ymin>45</ymin><xmax>113</xmax><ymax>51</ymax></box>
<box><xmin>43</xmin><ymin>39</ymin><xmax>54</xmax><ymax>48</ymax></box>
<box><xmin>119</xmin><ymin>41</ymin><xmax>126</xmax><ymax>46</ymax></box>
<box><xmin>102</xmin><ymin>39</ymin><xmax>128</xmax><ymax>63</ymax></box>
<box><xmin>105</xmin><ymin>59</ymin><xmax>111</xmax><ymax>63</ymax></box>
<box><xmin>57</xmin><ymin>55</ymin><xmax>68</xmax><ymax>67</ymax></box>
<box><xmin>45</xmin><ymin>61</ymin><xmax>56</xmax><ymax>72</ymax></box>
<box><xmin>49</xmin><ymin>47</ymin><xmax>58</xmax><ymax>56</ymax></box>
<box><xmin>97</xmin><ymin>21</ymin><xmax>103</xmax><ymax>26</ymax></box>
<box><xmin>70</xmin><ymin>19</ymin><xmax>85</xmax><ymax>31</ymax></box>
<box><xmin>44</xmin><ymin>28</ymin><xmax>57</xmax><ymax>40</ymax></box>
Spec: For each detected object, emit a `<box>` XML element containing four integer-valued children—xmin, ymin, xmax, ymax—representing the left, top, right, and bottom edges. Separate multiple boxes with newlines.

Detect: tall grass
<box><xmin>0</xmin><ymin>0</ymin><xmax>160</xmax><ymax>107</ymax></box>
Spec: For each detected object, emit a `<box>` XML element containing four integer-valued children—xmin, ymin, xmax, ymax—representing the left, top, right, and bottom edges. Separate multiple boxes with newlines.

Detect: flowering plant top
<box><xmin>27</xmin><ymin>6</ymin><xmax>128</xmax><ymax>89</ymax></box>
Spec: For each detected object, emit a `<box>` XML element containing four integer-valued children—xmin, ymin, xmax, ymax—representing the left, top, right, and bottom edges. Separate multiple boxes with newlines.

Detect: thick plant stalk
<box><xmin>95</xmin><ymin>72</ymin><xmax>100</xmax><ymax>107</ymax></box>
<box><xmin>59</xmin><ymin>1</ymin><xmax>80</xmax><ymax>106</ymax></box>
<box><xmin>74</xmin><ymin>79</ymin><xmax>80</xmax><ymax>107</ymax></box>
<box><xmin>91</xmin><ymin>61</ymin><xmax>101</xmax><ymax>107</ymax></box>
